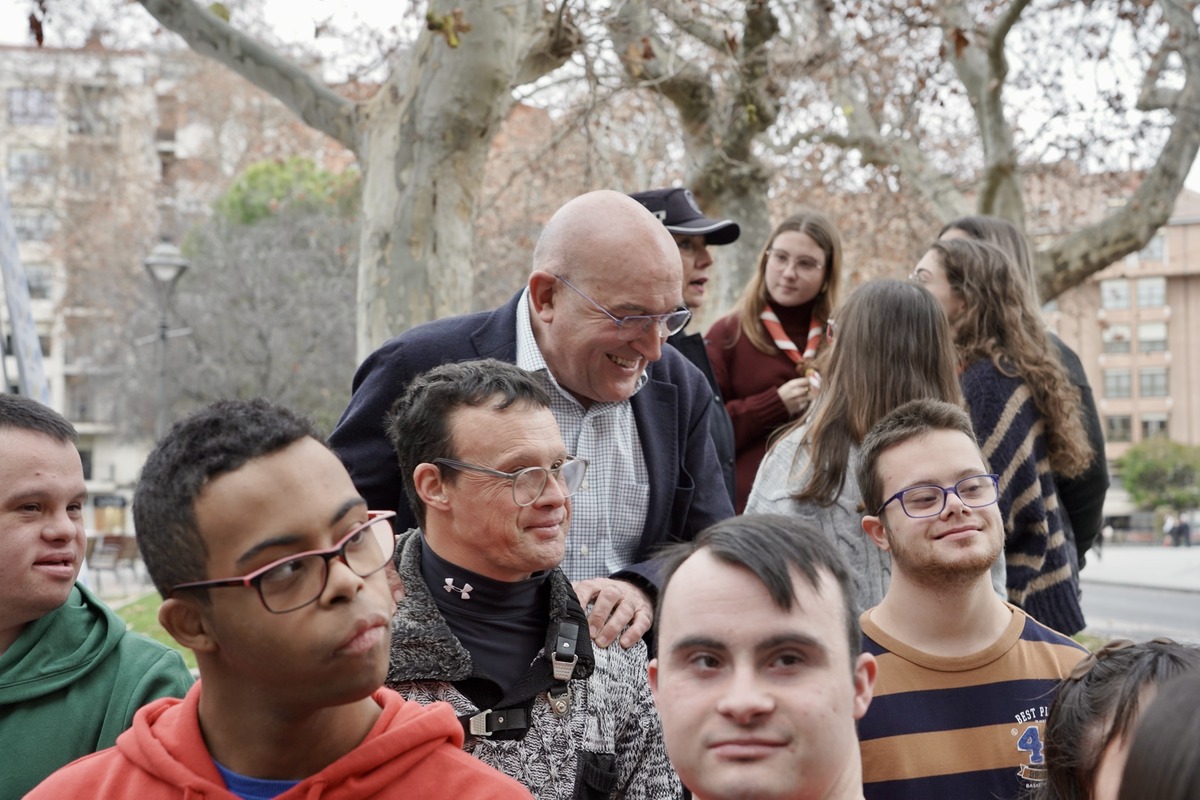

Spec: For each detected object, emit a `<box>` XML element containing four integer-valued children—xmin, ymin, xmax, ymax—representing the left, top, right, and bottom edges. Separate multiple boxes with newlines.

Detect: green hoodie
<box><xmin>0</xmin><ymin>583</ymin><xmax>193</xmax><ymax>800</ymax></box>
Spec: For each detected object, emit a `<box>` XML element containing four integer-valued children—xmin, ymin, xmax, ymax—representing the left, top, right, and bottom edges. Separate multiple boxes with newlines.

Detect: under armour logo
<box><xmin>444</xmin><ymin>578</ymin><xmax>473</xmax><ymax>600</ymax></box>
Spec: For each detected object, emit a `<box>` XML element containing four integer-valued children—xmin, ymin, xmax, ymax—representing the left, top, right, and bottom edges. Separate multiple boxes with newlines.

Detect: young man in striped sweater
<box><xmin>855</xmin><ymin>399</ymin><xmax>1087</xmax><ymax>800</ymax></box>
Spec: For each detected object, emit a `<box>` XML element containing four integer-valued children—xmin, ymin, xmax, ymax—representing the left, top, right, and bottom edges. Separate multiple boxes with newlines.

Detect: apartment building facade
<box><xmin>1</xmin><ymin>39</ymin><xmax>352</xmax><ymax>532</ymax></box>
<box><xmin>1049</xmin><ymin>190</ymin><xmax>1200</xmax><ymax>529</ymax></box>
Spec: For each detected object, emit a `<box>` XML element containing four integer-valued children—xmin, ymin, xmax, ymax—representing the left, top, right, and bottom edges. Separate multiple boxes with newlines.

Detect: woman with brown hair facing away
<box><xmin>913</xmin><ymin>237</ymin><xmax>1093</xmax><ymax>635</ymax></box>
<box><xmin>1117</xmin><ymin>670</ymin><xmax>1200</xmax><ymax>800</ymax></box>
<box><xmin>705</xmin><ymin>210</ymin><xmax>842</xmax><ymax>512</ymax></box>
<box><xmin>1035</xmin><ymin>638</ymin><xmax>1200</xmax><ymax>800</ymax></box>
<box><xmin>939</xmin><ymin>215</ymin><xmax>1109</xmax><ymax>569</ymax></box>
<box><xmin>745</xmin><ymin>278</ymin><xmax>977</xmax><ymax>611</ymax></box>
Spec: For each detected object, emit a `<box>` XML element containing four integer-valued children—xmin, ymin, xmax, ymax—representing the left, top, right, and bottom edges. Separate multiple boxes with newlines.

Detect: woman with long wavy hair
<box><xmin>706</xmin><ymin>210</ymin><xmax>842</xmax><ymax>512</ymax></box>
<box><xmin>913</xmin><ymin>237</ymin><xmax>1093</xmax><ymax>634</ymax></box>
<box><xmin>745</xmin><ymin>279</ymin><xmax>975</xmax><ymax>610</ymax></box>
<box><xmin>939</xmin><ymin>215</ymin><xmax>1109</xmax><ymax>568</ymax></box>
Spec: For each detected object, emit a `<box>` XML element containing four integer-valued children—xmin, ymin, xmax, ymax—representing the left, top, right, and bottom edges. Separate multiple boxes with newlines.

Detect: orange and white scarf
<box><xmin>761</xmin><ymin>309</ymin><xmax>824</xmax><ymax>365</ymax></box>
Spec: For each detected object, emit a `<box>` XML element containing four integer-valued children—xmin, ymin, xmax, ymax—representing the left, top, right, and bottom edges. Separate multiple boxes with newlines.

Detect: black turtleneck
<box><xmin>768</xmin><ymin>296</ymin><xmax>818</xmax><ymax>342</ymax></box>
<box><xmin>419</xmin><ymin>539</ymin><xmax>551</xmax><ymax>694</ymax></box>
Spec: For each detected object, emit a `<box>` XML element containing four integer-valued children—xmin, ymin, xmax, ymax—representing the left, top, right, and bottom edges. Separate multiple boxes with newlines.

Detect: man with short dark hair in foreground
<box><xmin>27</xmin><ymin>398</ymin><xmax>530</xmax><ymax>799</ymax></box>
<box><xmin>651</xmin><ymin>514</ymin><xmax>876</xmax><ymax>800</ymax></box>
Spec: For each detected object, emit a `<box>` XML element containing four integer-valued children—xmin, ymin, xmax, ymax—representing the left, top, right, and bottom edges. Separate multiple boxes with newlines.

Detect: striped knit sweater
<box><xmin>859</xmin><ymin>605</ymin><xmax>1088</xmax><ymax>799</ymax></box>
<box><xmin>960</xmin><ymin>359</ymin><xmax>1086</xmax><ymax>635</ymax></box>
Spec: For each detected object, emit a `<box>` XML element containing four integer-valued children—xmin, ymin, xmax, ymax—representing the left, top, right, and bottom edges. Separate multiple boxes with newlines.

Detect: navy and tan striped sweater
<box><xmin>961</xmin><ymin>358</ymin><xmax>1086</xmax><ymax>636</ymax></box>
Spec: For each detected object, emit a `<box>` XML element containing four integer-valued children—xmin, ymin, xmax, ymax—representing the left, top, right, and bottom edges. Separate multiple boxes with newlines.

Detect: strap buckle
<box><xmin>552</xmin><ymin>622</ymin><xmax>580</xmax><ymax>681</ymax></box>
<box><xmin>466</xmin><ymin>707</ymin><xmax>528</xmax><ymax>737</ymax></box>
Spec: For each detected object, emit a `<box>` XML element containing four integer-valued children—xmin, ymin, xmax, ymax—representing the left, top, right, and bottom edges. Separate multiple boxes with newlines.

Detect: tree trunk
<box><xmin>136</xmin><ymin>0</ymin><xmax>577</xmax><ymax>358</ymax></box>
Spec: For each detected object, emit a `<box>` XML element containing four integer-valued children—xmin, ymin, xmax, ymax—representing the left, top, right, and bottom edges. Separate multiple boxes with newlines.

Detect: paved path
<box><xmin>1081</xmin><ymin>544</ymin><xmax>1200</xmax><ymax>594</ymax></box>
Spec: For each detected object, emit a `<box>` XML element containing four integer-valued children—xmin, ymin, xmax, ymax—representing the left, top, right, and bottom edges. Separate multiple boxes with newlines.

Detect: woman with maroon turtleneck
<box><xmin>706</xmin><ymin>210</ymin><xmax>842</xmax><ymax>512</ymax></box>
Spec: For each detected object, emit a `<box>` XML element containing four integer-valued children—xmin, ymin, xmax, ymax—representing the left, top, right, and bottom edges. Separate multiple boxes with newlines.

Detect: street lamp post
<box><xmin>143</xmin><ymin>242</ymin><xmax>189</xmax><ymax>439</ymax></box>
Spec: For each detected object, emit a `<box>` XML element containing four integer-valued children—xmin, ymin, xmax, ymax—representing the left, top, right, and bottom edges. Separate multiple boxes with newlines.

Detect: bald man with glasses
<box><xmin>330</xmin><ymin>190</ymin><xmax>734</xmax><ymax>650</ymax></box>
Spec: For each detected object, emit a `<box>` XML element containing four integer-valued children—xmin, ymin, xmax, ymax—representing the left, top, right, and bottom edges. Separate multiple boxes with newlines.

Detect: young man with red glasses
<box><xmin>27</xmin><ymin>398</ymin><xmax>530</xmax><ymax>799</ymax></box>
<box><xmin>854</xmin><ymin>399</ymin><xmax>1086</xmax><ymax>800</ymax></box>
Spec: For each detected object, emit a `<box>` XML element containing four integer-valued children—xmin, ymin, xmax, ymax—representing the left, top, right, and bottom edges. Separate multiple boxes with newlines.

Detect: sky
<box><xmin>3</xmin><ymin>0</ymin><xmax>1200</xmax><ymax>194</ymax></box>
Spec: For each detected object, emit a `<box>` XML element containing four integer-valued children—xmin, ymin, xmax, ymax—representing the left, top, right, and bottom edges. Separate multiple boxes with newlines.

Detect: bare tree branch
<box><xmin>135</xmin><ymin>0</ymin><xmax>358</xmax><ymax>151</ymax></box>
<box><xmin>651</xmin><ymin>0</ymin><xmax>729</xmax><ymax>53</ymax></box>
<box><xmin>1042</xmin><ymin>0</ymin><xmax>1200</xmax><ymax>299</ymax></box>
<box><xmin>1138</xmin><ymin>37</ymin><xmax>1181</xmax><ymax>110</ymax></box>
<box><xmin>515</xmin><ymin>2</ymin><xmax>584</xmax><ymax>85</ymax></box>
<box><xmin>806</xmin><ymin>2</ymin><xmax>970</xmax><ymax>221</ymax></box>
<box><xmin>939</xmin><ymin>0</ymin><xmax>1030</xmax><ymax>221</ymax></box>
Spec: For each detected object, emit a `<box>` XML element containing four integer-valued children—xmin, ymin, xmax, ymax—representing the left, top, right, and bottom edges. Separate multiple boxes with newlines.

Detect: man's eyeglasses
<box><xmin>767</xmin><ymin>249</ymin><xmax>824</xmax><ymax>274</ymax></box>
<box><xmin>168</xmin><ymin>510</ymin><xmax>397</xmax><ymax>614</ymax></box>
<box><xmin>434</xmin><ymin>457</ymin><xmax>588</xmax><ymax>507</ymax></box>
<box><xmin>876</xmin><ymin>474</ymin><xmax>1000</xmax><ymax>518</ymax></box>
<box><xmin>553</xmin><ymin>275</ymin><xmax>691</xmax><ymax>341</ymax></box>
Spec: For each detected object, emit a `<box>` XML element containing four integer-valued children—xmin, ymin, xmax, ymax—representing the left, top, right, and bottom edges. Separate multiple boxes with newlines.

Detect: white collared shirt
<box><xmin>514</xmin><ymin>288</ymin><xmax>650</xmax><ymax>580</ymax></box>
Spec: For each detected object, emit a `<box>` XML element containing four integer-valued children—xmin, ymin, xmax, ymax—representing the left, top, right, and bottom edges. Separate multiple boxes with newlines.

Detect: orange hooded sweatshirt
<box><xmin>25</xmin><ymin>684</ymin><xmax>532</xmax><ymax>799</ymax></box>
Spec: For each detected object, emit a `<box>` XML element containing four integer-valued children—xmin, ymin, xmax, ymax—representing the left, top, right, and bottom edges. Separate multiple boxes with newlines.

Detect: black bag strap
<box><xmin>459</xmin><ymin>617</ymin><xmax>588</xmax><ymax>739</ymax></box>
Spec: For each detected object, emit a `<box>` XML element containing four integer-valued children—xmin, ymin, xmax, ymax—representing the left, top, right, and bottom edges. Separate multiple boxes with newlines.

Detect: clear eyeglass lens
<box><xmin>770</xmin><ymin>252</ymin><xmax>822</xmax><ymax>273</ymax></box>
<box><xmin>511</xmin><ymin>461</ymin><xmax>588</xmax><ymax>506</ymax></box>
<box><xmin>614</xmin><ymin>312</ymin><xmax>689</xmax><ymax>341</ymax></box>
<box><xmin>258</xmin><ymin>519</ymin><xmax>395</xmax><ymax>612</ymax></box>
<box><xmin>899</xmin><ymin>475</ymin><xmax>997</xmax><ymax>518</ymax></box>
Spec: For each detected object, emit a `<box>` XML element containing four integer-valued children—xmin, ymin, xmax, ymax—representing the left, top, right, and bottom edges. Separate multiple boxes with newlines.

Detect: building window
<box><xmin>69</xmin><ymin>165</ymin><xmax>93</xmax><ymax>190</ymax></box>
<box><xmin>1136</xmin><ymin>277</ymin><xmax>1167</xmax><ymax>308</ymax></box>
<box><xmin>1137</xmin><ymin>321</ymin><xmax>1168</xmax><ymax>353</ymax></box>
<box><xmin>1101</xmin><ymin>279</ymin><xmax>1130</xmax><ymax>309</ymax></box>
<box><xmin>1141</xmin><ymin>413</ymin><xmax>1169</xmax><ymax>439</ymax></box>
<box><xmin>1139</xmin><ymin>367</ymin><xmax>1168</xmax><ymax>398</ymax></box>
<box><xmin>1103</xmin><ymin>324</ymin><xmax>1132</xmax><ymax>354</ymax></box>
<box><xmin>8</xmin><ymin>87</ymin><xmax>56</xmax><ymax>126</ymax></box>
<box><xmin>24</xmin><ymin>265</ymin><xmax>53</xmax><ymax>300</ymax></box>
<box><xmin>1104</xmin><ymin>369</ymin><xmax>1132</xmax><ymax>399</ymax></box>
<box><xmin>1105</xmin><ymin>415</ymin><xmax>1132</xmax><ymax>443</ymax></box>
<box><xmin>6</xmin><ymin>149</ymin><xmax>53</xmax><ymax>186</ymax></box>
<box><xmin>12</xmin><ymin>210</ymin><xmax>57</xmax><ymax>242</ymax></box>
<box><xmin>1139</xmin><ymin>235</ymin><xmax>1165</xmax><ymax>262</ymax></box>
<box><xmin>67</xmin><ymin>85</ymin><xmax>119</xmax><ymax>136</ymax></box>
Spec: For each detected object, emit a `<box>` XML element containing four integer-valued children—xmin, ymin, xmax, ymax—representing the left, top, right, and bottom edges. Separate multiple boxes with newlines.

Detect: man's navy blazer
<box><xmin>329</xmin><ymin>291</ymin><xmax>735</xmax><ymax>581</ymax></box>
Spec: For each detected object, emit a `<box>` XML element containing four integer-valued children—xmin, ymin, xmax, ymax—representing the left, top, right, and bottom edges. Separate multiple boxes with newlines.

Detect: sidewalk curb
<box><xmin>1081</xmin><ymin>577</ymin><xmax>1200</xmax><ymax>596</ymax></box>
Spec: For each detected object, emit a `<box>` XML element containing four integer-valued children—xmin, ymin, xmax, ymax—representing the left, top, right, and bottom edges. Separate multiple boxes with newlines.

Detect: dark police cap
<box><xmin>628</xmin><ymin>187</ymin><xmax>741</xmax><ymax>245</ymax></box>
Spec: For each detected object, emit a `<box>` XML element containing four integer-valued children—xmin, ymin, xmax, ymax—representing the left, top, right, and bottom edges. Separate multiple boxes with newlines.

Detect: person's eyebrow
<box><xmin>328</xmin><ymin>497</ymin><xmax>366</xmax><ymax>527</ymax></box>
<box><xmin>669</xmin><ymin>634</ymin><xmax>726</xmax><ymax>655</ymax></box>
<box><xmin>234</xmin><ymin>497</ymin><xmax>366</xmax><ymax>567</ymax></box>
<box><xmin>755</xmin><ymin>633</ymin><xmax>825</xmax><ymax>655</ymax></box>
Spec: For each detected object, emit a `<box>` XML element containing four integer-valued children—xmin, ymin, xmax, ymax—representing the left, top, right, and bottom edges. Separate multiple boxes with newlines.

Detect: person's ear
<box><xmin>851</xmin><ymin>652</ymin><xmax>877</xmax><ymax>720</ymax></box>
<box><xmin>529</xmin><ymin>271</ymin><xmax>559</xmax><ymax>322</ymax></box>
<box><xmin>862</xmin><ymin>514</ymin><xmax>890</xmax><ymax>551</ymax></box>
<box><xmin>414</xmin><ymin>462</ymin><xmax>451</xmax><ymax>510</ymax></box>
<box><xmin>159</xmin><ymin>596</ymin><xmax>218</xmax><ymax>654</ymax></box>
<box><xmin>647</xmin><ymin>658</ymin><xmax>659</xmax><ymax>699</ymax></box>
